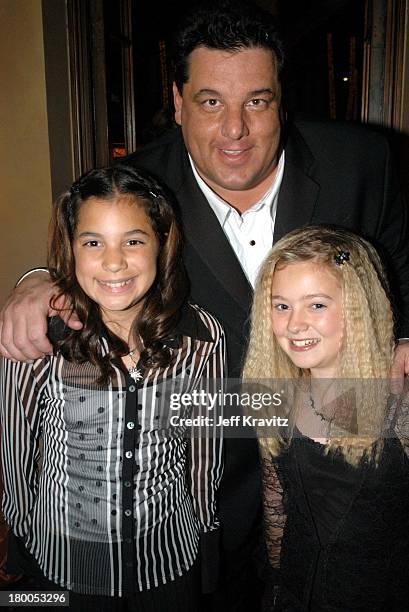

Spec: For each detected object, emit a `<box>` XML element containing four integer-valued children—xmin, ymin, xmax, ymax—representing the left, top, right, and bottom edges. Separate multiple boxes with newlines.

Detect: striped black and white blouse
<box><xmin>0</xmin><ymin>303</ymin><xmax>225</xmax><ymax>596</ymax></box>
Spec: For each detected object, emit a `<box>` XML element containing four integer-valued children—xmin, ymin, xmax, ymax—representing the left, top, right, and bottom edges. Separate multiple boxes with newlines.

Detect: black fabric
<box><xmin>199</xmin><ymin>529</ymin><xmax>220</xmax><ymax>595</ymax></box>
<box><xmin>272</xmin><ymin>435</ymin><xmax>409</xmax><ymax>611</ymax></box>
<box><xmin>6</xmin><ymin>532</ymin><xmax>43</xmax><ymax>578</ymax></box>
<box><xmin>203</xmin><ymin>517</ymin><xmax>266</xmax><ymax>612</ymax></box>
<box><xmin>297</xmin><ymin>436</ymin><xmax>360</xmax><ymax>547</ymax></box>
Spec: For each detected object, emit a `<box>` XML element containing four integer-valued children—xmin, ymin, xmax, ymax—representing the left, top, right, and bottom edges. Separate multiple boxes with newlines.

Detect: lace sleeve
<box><xmin>392</xmin><ymin>396</ymin><xmax>409</xmax><ymax>458</ymax></box>
<box><xmin>260</xmin><ymin>447</ymin><xmax>286</xmax><ymax>569</ymax></box>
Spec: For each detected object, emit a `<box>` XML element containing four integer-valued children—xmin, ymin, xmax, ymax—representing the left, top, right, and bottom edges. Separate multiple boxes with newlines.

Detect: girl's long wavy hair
<box><xmin>243</xmin><ymin>226</ymin><xmax>395</xmax><ymax>465</ymax></box>
<box><xmin>48</xmin><ymin>164</ymin><xmax>188</xmax><ymax>385</ymax></box>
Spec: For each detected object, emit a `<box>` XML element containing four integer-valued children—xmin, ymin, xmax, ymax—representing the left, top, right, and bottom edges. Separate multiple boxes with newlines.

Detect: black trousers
<box><xmin>203</xmin><ymin>520</ymin><xmax>267</xmax><ymax>612</ymax></box>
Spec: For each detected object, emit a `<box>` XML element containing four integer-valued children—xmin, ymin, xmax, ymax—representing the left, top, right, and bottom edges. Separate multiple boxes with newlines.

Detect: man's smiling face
<box><xmin>173</xmin><ymin>46</ymin><xmax>282</xmax><ymax>206</ymax></box>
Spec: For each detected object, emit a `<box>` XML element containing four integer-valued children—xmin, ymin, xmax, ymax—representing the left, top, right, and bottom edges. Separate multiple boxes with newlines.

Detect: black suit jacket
<box><xmin>124</xmin><ymin>119</ymin><xmax>409</xmax><ymax>549</ymax></box>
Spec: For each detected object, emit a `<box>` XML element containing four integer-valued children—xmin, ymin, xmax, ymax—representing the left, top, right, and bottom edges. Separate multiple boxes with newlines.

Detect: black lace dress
<box><xmin>262</xmin><ymin>432</ymin><xmax>409</xmax><ymax>611</ymax></box>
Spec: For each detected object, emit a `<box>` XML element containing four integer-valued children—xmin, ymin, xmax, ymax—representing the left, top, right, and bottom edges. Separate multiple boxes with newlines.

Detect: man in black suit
<box><xmin>1</xmin><ymin>1</ymin><xmax>409</xmax><ymax>610</ymax></box>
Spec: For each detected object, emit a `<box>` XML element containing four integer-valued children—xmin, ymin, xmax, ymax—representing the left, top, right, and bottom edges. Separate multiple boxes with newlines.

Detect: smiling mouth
<box><xmin>289</xmin><ymin>338</ymin><xmax>320</xmax><ymax>348</ymax></box>
<box><xmin>97</xmin><ymin>278</ymin><xmax>134</xmax><ymax>292</ymax></box>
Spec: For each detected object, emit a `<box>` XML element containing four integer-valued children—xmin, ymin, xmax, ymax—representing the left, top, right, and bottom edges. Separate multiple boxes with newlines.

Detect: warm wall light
<box><xmin>111</xmin><ymin>145</ymin><xmax>126</xmax><ymax>159</ymax></box>
<box><xmin>343</xmin><ymin>77</ymin><xmax>349</xmax><ymax>82</ymax></box>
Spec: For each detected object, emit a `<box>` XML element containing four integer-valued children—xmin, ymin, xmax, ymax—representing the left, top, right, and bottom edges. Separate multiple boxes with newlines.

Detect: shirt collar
<box><xmin>189</xmin><ymin>150</ymin><xmax>285</xmax><ymax>227</ymax></box>
<box><xmin>167</xmin><ymin>302</ymin><xmax>213</xmax><ymax>345</ymax></box>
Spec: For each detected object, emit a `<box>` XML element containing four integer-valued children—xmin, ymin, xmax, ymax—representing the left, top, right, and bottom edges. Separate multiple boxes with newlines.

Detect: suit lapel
<box><xmin>155</xmin><ymin>129</ymin><xmax>253</xmax><ymax>315</ymax></box>
<box><xmin>171</xmin><ymin>146</ymin><xmax>252</xmax><ymax>314</ymax></box>
<box><xmin>274</xmin><ymin>124</ymin><xmax>321</xmax><ymax>244</ymax></box>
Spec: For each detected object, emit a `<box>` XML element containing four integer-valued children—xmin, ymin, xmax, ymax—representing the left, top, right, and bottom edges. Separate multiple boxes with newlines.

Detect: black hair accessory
<box><xmin>334</xmin><ymin>250</ymin><xmax>350</xmax><ymax>266</ymax></box>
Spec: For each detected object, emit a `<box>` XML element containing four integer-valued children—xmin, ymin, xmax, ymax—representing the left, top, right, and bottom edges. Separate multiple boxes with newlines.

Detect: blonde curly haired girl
<box><xmin>244</xmin><ymin>226</ymin><xmax>409</xmax><ymax>611</ymax></box>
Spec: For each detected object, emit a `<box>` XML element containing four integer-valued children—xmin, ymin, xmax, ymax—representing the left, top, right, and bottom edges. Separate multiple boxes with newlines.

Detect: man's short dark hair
<box><xmin>173</xmin><ymin>0</ymin><xmax>285</xmax><ymax>93</ymax></box>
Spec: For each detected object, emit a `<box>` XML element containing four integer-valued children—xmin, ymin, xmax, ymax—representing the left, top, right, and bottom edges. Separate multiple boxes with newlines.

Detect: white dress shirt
<box><xmin>189</xmin><ymin>152</ymin><xmax>285</xmax><ymax>287</ymax></box>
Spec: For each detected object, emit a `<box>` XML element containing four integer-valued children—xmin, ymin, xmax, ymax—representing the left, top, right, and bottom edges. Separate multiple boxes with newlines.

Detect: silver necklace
<box><xmin>127</xmin><ymin>350</ymin><xmax>143</xmax><ymax>382</ymax></box>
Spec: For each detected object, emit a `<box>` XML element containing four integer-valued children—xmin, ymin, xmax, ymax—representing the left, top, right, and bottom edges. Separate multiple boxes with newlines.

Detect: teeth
<box><xmin>290</xmin><ymin>339</ymin><xmax>320</xmax><ymax>347</ymax></box>
<box><xmin>223</xmin><ymin>150</ymin><xmax>243</xmax><ymax>155</ymax></box>
<box><xmin>100</xmin><ymin>279</ymin><xmax>132</xmax><ymax>288</ymax></box>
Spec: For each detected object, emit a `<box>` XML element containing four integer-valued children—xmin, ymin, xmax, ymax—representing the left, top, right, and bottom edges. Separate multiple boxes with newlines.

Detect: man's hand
<box><xmin>390</xmin><ymin>340</ymin><xmax>409</xmax><ymax>394</ymax></box>
<box><xmin>0</xmin><ymin>271</ymin><xmax>82</xmax><ymax>362</ymax></box>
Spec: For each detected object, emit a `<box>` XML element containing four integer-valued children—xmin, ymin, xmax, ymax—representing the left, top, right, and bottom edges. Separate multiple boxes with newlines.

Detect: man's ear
<box><xmin>173</xmin><ymin>82</ymin><xmax>183</xmax><ymax>126</ymax></box>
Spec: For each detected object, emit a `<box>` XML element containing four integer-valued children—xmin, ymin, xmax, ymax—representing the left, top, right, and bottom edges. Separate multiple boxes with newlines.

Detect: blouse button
<box><xmin>128</xmin><ymin>385</ymin><xmax>136</xmax><ymax>393</ymax></box>
<box><xmin>124</xmin><ymin>509</ymin><xmax>132</xmax><ymax>517</ymax></box>
<box><xmin>125</xmin><ymin>451</ymin><xmax>133</xmax><ymax>459</ymax></box>
<box><xmin>127</xmin><ymin>422</ymin><xmax>135</xmax><ymax>430</ymax></box>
